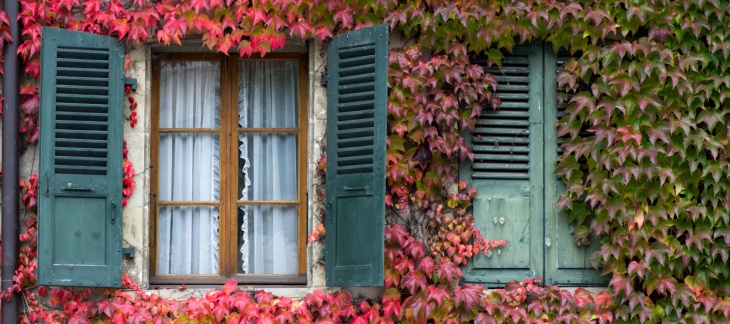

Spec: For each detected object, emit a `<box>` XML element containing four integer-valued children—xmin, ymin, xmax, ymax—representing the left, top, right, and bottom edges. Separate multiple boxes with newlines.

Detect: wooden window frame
<box><xmin>150</xmin><ymin>53</ymin><xmax>308</xmax><ymax>285</ymax></box>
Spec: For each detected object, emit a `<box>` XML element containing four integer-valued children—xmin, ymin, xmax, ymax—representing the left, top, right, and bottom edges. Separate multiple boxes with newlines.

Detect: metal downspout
<box><xmin>2</xmin><ymin>0</ymin><xmax>20</xmax><ymax>321</ymax></box>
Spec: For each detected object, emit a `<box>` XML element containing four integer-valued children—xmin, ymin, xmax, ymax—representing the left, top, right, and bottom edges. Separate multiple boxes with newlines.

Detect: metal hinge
<box><xmin>321</xmin><ymin>73</ymin><xmax>329</xmax><ymax>87</ymax></box>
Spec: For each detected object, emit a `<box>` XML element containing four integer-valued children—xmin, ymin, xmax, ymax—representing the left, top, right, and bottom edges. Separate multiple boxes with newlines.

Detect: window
<box><xmin>150</xmin><ymin>53</ymin><xmax>308</xmax><ymax>285</ymax></box>
<box><xmin>461</xmin><ymin>43</ymin><xmax>607</xmax><ymax>286</ymax></box>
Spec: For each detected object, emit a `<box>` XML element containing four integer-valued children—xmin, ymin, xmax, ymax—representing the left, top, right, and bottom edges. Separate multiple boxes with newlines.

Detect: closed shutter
<box><xmin>544</xmin><ymin>49</ymin><xmax>608</xmax><ymax>286</ymax></box>
<box><xmin>462</xmin><ymin>44</ymin><xmax>545</xmax><ymax>285</ymax></box>
<box><xmin>38</xmin><ymin>28</ymin><xmax>125</xmax><ymax>287</ymax></box>
<box><xmin>464</xmin><ymin>44</ymin><xmax>606</xmax><ymax>286</ymax></box>
<box><xmin>325</xmin><ymin>24</ymin><xmax>388</xmax><ymax>286</ymax></box>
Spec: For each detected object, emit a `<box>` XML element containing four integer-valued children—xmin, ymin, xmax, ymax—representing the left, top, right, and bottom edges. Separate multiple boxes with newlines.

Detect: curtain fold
<box><xmin>238</xmin><ymin>61</ymin><xmax>299</xmax><ymax>274</ymax></box>
<box><xmin>158</xmin><ymin>62</ymin><xmax>221</xmax><ymax>275</ymax></box>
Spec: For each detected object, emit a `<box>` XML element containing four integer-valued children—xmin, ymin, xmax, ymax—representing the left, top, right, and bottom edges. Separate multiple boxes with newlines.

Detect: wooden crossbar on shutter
<box><xmin>325</xmin><ymin>24</ymin><xmax>388</xmax><ymax>287</ymax></box>
<box><xmin>38</xmin><ymin>28</ymin><xmax>124</xmax><ymax>288</ymax></box>
<box><xmin>472</xmin><ymin>53</ymin><xmax>532</xmax><ymax>180</ymax></box>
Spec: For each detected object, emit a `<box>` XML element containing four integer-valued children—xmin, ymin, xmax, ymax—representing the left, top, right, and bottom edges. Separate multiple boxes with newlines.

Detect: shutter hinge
<box><xmin>124</xmin><ymin>77</ymin><xmax>137</xmax><ymax>91</ymax></box>
<box><xmin>122</xmin><ymin>246</ymin><xmax>135</xmax><ymax>259</ymax></box>
<box><xmin>321</xmin><ymin>73</ymin><xmax>329</xmax><ymax>87</ymax></box>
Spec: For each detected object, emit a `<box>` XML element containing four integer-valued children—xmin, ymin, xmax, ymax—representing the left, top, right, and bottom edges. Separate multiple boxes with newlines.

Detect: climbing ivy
<box><xmin>0</xmin><ymin>0</ymin><xmax>728</xmax><ymax>322</ymax></box>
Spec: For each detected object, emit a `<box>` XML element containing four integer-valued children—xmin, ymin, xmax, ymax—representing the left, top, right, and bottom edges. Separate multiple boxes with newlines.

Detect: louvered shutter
<box><xmin>325</xmin><ymin>24</ymin><xmax>388</xmax><ymax>286</ymax></box>
<box><xmin>38</xmin><ymin>28</ymin><xmax>124</xmax><ymax>287</ymax></box>
<box><xmin>543</xmin><ymin>49</ymin><xmax>608</xmax><ymax>286</ymax></box>
<box><xmin>462</xmin><ymin>44</ymin><xmax>545</xmax><ymax>285</ymax></box>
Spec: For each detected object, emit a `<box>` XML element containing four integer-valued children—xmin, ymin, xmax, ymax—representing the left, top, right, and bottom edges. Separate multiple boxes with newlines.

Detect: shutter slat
<box><xmin>338</xmin><ymin>145</ymin><xmax>374</xmax><ymax>157</ymax></box>
<box><xmin>337</xmin><ymin>135</ymin><xmax>375</xmax><ymax>146</ymax></box>
<box><xmin>337</xmin><ymin>100</ymin><xmax>375</xmax><ymax>113</ymax></box>
<box><xmin>338</xmin><ymin>91</ymin><xmax>375</xmax><ymax>102</ymax></box>
<box><xmin>339</xmin><ymin>73</ymin><xmax>375</xmax><ymax>85</ymax></box>
<box><xmin>56</xmin><ymin>147</ymin><xmax>107</xmax><ymax>157</ymax></box>
<box><xmin>338</xmin><ymin>82</ymin><xmax>374</xmax><ymax>95</ymax></box>
<box><xmin>473</xmin><ymin>137</ymin><xmax>529</xmax><ymax>145</ymax></box>
<box><xmin>57</xmin><ymin>85</ymin><xmax>109</xmax><ymax>95</ymax></box>
<box><xmin>493</xmin><ymin>76</ymin><xmax>530</xmax><ymax>84</ymax></box>
<box><xmin>337</xmin><ymin>109</ymin><xmax>374</xmax><ymax>121</ymax></box>
<box><xmin>339</xmin><ymin>54</ymin><xmax>376</xmax><ymax>68</ymax></box>
<box><xmin>473</xmin><ymin>146</ymin><xmax>529</xmax><ymax>153</ymax></box>
<box><xmin>475</xmin><ymin>154</ymin><xmax>530</xmax><ymax>162</ymax></box>
<box><xmin>495</xmin><ymin>93</ymin><xmax>529</xmax><ymax>100</ymax></box>
<box><xmin>338</xmin><ymin>44</ymin><xmax>376</xmax><ymax>58</ymax></box>
<box><xmin>472</xmin><ymin>172</ymin><xmax>530</xmax><ymax>180</ymax></box>
<box><xmin>480</xmin><ymin>110</ymin><xmax>529</xmax><ymax>118</ymax></box>
<box><xmin>476</xmin><ymin>119</ymin><xmax>530</xmax><ymax>127</ymax></box>
<box><xmin>498</xmin><ymin>84</ymin><xmax>530</xmax><ymax>92</ymax></box>
<box><xmin>473</xmin><ymin>128</ymin><xmax>530</xmax><ymax>136</ymax></box>
<box><xmin>337</xmin><ymin>64</ymin><xmax>376</xmax><ymax>77</ymax></box>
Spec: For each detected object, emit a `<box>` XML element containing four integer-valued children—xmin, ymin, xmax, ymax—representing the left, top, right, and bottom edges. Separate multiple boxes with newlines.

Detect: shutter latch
<box><xmin>122</xmin><ymin>246</ymin><xmax>135</xmax><ymax>259</ymax></box>
<box><xmin>124</xmin><ymin>77</ymin><xmax>137</xmax><ymax>91</ymax></box>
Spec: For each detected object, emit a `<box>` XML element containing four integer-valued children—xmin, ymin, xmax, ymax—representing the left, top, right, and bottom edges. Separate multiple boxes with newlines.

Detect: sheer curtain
<box><xmin>238</xmin><ymin>61</ymin><xmax>299</xmax><ymax>274</ymax></box>
<box><xmin>157</xmin><ymin>62</ymin><xmax>221</xmax><ymax>275</ymax></box>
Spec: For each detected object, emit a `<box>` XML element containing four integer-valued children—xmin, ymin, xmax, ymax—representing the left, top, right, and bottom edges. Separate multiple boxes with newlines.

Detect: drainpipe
<box><xmin>2</xmin><ymin>0</ymin><xmax>20</xmax><ymax>321</ymax></box>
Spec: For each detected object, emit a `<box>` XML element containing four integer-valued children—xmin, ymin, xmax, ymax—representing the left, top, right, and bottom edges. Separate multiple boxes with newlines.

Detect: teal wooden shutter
<box><xmin>38</xmin><ymin>28</ymin><xmax>124</xmax><ymax>287</ymax></box>
<box><xmin>462</xmin><ymin>44</ymin><xmax>545</xmax><ymax>285</ymax></box>
<box><xmin>325</xmin><ymin>24</ymin><xmax>388</xmax><ymax>286</ymax></box>
<box><xmin>543</xmin><ymin>49</ymin><xmax>608</xmax><ymax>286</ymax></box>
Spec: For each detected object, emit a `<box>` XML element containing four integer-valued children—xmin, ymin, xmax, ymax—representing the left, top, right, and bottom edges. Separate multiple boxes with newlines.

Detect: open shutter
<box><xmin>543</xmin><ymin>49</ymin><xmax>608</xmax><ymax>286</ymax></box>
<box><xmin>325</xmin><ymin>24</ymin><xmax>388</xmax><ymax>286</ymax></box>
<box><xmin>38</xmin><ymin>28</ymin><xmax>124</xmax><ymax>287</ymax></box>
<box><xmin>462</xmin><ymin>44</ymin><xmax>545</xmax><ymax>285</ymax></box>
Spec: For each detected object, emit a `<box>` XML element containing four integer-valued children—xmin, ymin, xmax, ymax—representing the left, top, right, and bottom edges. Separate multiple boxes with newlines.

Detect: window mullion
<box><xmin>222</xmin><ymin>56</ymin><xmax>240</xmax><ymax>277</ymax></box>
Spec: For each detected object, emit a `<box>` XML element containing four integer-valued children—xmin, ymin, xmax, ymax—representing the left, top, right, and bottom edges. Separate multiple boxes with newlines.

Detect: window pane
<box><xmin>238</xmin><ymin>133</ymin><xmax>297</xmax><ymax>201</ymax></box>
<box><xmin>159</xmin><ymin>134</ymin><xmax>220</xmax><ymax>201</ymax></box>
<box><xmin>157</xmin><ymin>206</ymin><xmax>219</xmax><ymax>275</ymax></box>
<box><xmin>238</xmin><ymin>206</ymin><xmax>298</xmax><ymax>274</ymax></box>
<box><xmin>238</xmin><ymin>61</ymin><xmax>298</xmax><ymax>128</ymax></box>
<box><xmin>160</xmin><ymin>61</ymin><xmax>221</xmax><ymax>128</ymax></box>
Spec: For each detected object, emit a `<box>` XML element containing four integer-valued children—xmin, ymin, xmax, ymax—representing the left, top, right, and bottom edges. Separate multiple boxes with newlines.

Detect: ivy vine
<box><xmin>0</xmin><ymin>0</ymin><xmax>728</xmax><ymax>322</ymax></box>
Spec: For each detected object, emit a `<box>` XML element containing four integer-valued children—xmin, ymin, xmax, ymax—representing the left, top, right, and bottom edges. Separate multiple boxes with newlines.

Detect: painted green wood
<box><xmin>38</xmin><ymin>27</ymin><xmax>124</xmax><ymax>288</ymax></box>
<box><xmin>463</xmin><ymin>44</ymin><xmax>544</xmax><ymax>286</ymax></box>
<box><xmin>325</xmin><ymin>24</ymin><xmax>388</xmax><ymax>286</ymax></box>
<box><xmin>543</xmin><ymin>48</ymin><xmax>608</xmax><ymax>286</ymax></box>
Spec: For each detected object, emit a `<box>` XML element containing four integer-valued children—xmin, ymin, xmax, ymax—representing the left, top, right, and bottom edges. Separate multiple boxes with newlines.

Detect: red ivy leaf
<box><xmin>435</xmin><ymin>260</ymin><xmax>461</xmax><ymax>283</ymax></box>
<box><xmin>453</xmin><ymin>284</ymin><xmax>480</xmax><ymax>310</ymax></box>
<box><xmin>401</xmin><ymin>271</ymin><xmax>427</xmax><ymax>295</ymax></box>
<box><xmin>222</xmin><ymin>279</ymin><xmax>237</xmax><ymax>295</ymax></box>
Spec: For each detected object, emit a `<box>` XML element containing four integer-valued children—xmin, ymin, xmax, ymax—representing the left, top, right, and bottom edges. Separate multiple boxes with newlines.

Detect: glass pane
<box><xmin>237</xmin><ymin>205</ymin><xmax>298</xmax><ymax>274</ymax></box>
<box><xmin>160</xmin><ymin>61</ymin><xmax>221</xmax><ymax>128</ymax></box>
<box><xmin>238</xmin><ymin>133</ymin><xmax>297</xmax><ymax>201</ymax></box>
<box><xmin>159</xmin><ymin>134</ymin><xmax>220</xmax><ymax>201</ymax></box>
<box><xmin>238</xmin><ymin>61</ymin><xmax>298</xmax><ymax>128</ymax></box>
<box><xmin>157</xmin><ymin>206</ymin><xmax>219</xmax><ymax>275</ymax></box>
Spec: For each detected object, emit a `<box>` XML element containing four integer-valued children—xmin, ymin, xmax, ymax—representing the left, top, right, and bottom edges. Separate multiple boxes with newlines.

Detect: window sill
<box><xmin>147</xmin><ymin>286</ymin><xmax>311</xmax><ymax>300</ymax></box>
<box><xmin>150</xmin><ymin>274</ymin><xmax>306</xmax><ymax>286</ymax></box>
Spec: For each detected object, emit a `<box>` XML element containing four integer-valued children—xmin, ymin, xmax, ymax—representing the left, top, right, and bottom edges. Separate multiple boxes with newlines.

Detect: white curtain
<box><xmin>157</xmin><ymin>62</ymin><xmax>221</xmax><ymax>275</ymax></box>
<box><xmin>239</xmin><ymin>61</ymin><xmax>299</xmax><ymax>274</ymax></box>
